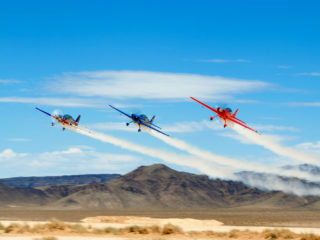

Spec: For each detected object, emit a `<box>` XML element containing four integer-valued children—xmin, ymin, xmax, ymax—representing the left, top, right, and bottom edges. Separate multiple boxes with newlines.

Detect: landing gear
<box><xmin>126</xmin><ymin>123</ymin><xmax>130</xmax><ymax>126</ymax></box>
<box><xmin>62</xmin><ymin>127</ymin><xmax>66</xmax><ymax>131</ymax></box>
<box><xmin>210</xmin><ymin>115</ymin><xmax>218</xmax><ymax>121</ymax></box>
<box><xmin>51</xmin><ymin>122</ymin><xmax>55</xmax><ymax>126</ymax></box>
<box><xmin>138</xmin><ymin>128</ymin><xmax>141</xmax><ymax>132</ymax></box>
<box><xmin>224</xmin><ymin>121</ymin><xmax>227</xmax><ymax>128</ymax></box>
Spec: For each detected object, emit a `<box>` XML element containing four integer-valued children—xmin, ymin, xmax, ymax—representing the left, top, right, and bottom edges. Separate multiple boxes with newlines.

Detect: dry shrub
<box><xmin>123</xmin><ymin>225</ymin><xmax>149</xmax><ymax>234</ymax></box>
<box><xmin>0</xmin><ymin>222</ymin><xmax>4</xmax><ymax>231</ymax></box>
<box><xmin>266</xmin><ymin>231</ymin><xmax>278</xmax><ymax>240</ymax></box>
<box><xmin>278</xmin><ymin>229</ymin><xmax>295</xmax><ymax>239</ymax></box>
<box><xmin>4</xmin><ymin>223</ymin><xmax>20</xmax><ymax>233</ymax></box>
<box><xmin>229</xmin><ymin>229</ymin><xmax>240</xmax><ymax>238</ymax></box>
<box><xmin>92</xmin><ymin>228</ymin><xmax>104</xmax><ymax>234</ymax></box>
<box><xmin>263</xmin><ymin>229</ymin><xmax>298</xmax><ymax>240</ymax></box>
<box><xmin>17</xmin><ymin>224</ymin><xmax>32</xmax><ymax>233</ymax></box>
<box><xmin>70</xmin><ymin>224</ymin><xmax>88</xmax><ymax>234</ymax></box>
<box><xmin>150</xmin><ymin>225</ymin><xmax>161</xmax><ymax>234</ymax></box>
<box><xmin>47</xmin><ymin>219</ymin><xmax>67</xmax><ymax>231</ymax></box>
<box><xmin>33</xmin><ymin>237</ymin><xmax>58</xmax><ymax>240</ymax></box>
<box><xmin>162</xmin><ymin>223</ymin><xmax>183</xmax><ymax>235</ymax></box>
<box><xmin>104</xmin><ymin>226</ymin><xmax>119</xmax><ymax>234</ymax></box>
<box><xmin>300</xmin><ymin>234</ymin><xmax>320</xmax><ymax>240</ymax></box>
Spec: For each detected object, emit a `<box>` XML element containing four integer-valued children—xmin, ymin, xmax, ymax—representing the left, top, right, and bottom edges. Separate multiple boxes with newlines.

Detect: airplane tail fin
<box><xmin>75</xmin><ymin>115</ymin><xmax>81</xmax><ymax>125</ymax></box>
<box><xmin>232</xmin><ymin>109</ymin><xmax>239</xmax><ymax>118</ymax></box>
<box><xmin>151</xmin><ymin>115</ymin><xmax>156</xmax><ymax>123</ymax></box>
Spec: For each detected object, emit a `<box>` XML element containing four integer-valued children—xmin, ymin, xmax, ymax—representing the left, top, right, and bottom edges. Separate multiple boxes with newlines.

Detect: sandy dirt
<box><xmin>1</xmin><ymin>216</ymin><xmax>320</xmax><ymax>236</ymax></box>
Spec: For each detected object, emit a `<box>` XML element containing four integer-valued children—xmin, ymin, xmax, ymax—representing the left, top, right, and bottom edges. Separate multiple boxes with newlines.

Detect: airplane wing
<box><xmin>150</xmin><ymin>122</ymin><xmax>162</xmax><ymax>129</ymax></box>
<box><xmin>190</xmin><ymin>97</ymin><xmax>219</xmax><ymax>114</ymax></box>
<box><xmin>109</xmin><ymin>105</ymin><xmax>132</xmax><ymax>119</ymax></box>
<box><xmin>35</xmin><ymin>107</ymin><xmax>57</xmax><ymax>119</ymax></box>
<box><xmin>140</xmin><ymin>121</ymin><xmax>170</xmax><ymax>137</ymax></box>
<box><xmin>227</xmin><ymin>117</ymin><xmax>258</xmax><ymax>133</ymax></box>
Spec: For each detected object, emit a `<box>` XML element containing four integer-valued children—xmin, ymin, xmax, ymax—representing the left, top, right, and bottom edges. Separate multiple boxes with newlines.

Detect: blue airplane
<box><xmin>109</xmin><ymin>105</ymin><xmax>169</xmax><ymax>137</ymax></box>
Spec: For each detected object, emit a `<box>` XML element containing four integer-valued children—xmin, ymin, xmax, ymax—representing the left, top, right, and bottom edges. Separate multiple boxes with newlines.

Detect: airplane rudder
<box><xmin>76</xmin><ymin>115</ymin><xmax>81</xmax><ymax>123</ymax></box>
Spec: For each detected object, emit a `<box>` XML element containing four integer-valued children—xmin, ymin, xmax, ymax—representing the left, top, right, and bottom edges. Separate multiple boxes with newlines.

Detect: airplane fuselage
<box><xmin>131</xmin><ymin>114</ymin><xmax>152</xmax><ymax>128</ymax></box>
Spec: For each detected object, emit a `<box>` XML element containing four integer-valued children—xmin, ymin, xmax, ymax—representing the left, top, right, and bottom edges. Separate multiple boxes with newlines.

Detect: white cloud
<box><xmin>0</xmin><ymin>147</ymin><xmax>144</xmax><ymax>177</ymax></box>
<box><xmin>49</xmin><ymin>70</ymin><xmax>268</xmax><ymax>101</ymax></box>
<box><xmin>298</xmin><ymin>72</ymin><xmax>320</xmax><ymax>76</ymax></box>
<box><xmin>296</xmin><ymin>141</ymin><xmax>320</xmax><ymax>156</ymax></box>
<box><xmin>0</xmin><ymin>97</ymin><xmax>103</xmax><ymax>108</ymax></box>
<box><xmin>8</xmin><ymin>138</ymin><xmax>31</xmax><ymax>142</ymax></box>
<box><xmin>0</xmin><ymin>149</ymin><xmax>18</xmax><ymax>159</ymax></box>
<box><xmin>0</xmin><ymin>79</ymin><xmax>21</xmax><ymax>84</ymax></box>
<box><xmin>198</xmin><ymin>59</ymin><xmax>250</xmax><ymax>63</ymax></box>
<box><xmin>288</xmin><ymin>102</ymin><xmax>320</xmax><ymax>107</ymax></box>
<box><xmin>251</xmin><ymin>124</ymin><xmax>300</xmax><ymax>132</ymax></box>
<box><xmin>297</xmin><ymin>141</ymin><xmax>320</xmax><ymax>150</ymax></box>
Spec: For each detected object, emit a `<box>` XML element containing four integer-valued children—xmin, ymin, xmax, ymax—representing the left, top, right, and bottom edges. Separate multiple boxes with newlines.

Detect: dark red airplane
<box><xmin>190</xmin><ymin>97</ymin><xmax>258</xmax><ymax>133</ymax></box>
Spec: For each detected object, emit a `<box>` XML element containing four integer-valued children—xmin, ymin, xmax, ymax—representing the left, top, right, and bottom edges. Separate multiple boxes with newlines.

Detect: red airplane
<box><xmin>190</xmin><ymin>97</ymin><xmax>258</xmax><ymax>133</ymax></box>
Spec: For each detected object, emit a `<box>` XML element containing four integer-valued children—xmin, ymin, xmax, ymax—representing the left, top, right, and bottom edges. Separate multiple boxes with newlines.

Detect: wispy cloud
<box><xmin>8</xmin><ymin>138</ymin><xmax>31</xmax><ymax>142</ymax></box>
<box><xmin>298</xmin><ymin>72</ymin><xmax>320</xmax><ymax>76</ymax></box>
<box><xmin>0</xmin><ymin>79</ymin><xmax>21</xmax><ymax>84</ymax></box>
<box><xmin>0</xmin><ymin>97</ymin><xmax>103</xmax><ymax>108</ymax></box>
<box><xmin>287</xmin><ymin>102</ymin><xmax>320</xmax><ymax>107</ymax></box>
<box><xmin>296</xmin><ymin>141</ymin><xmax>320</xmax><ymax>154</ymax></box>
<box><xmin>198</xmin><ymin>59</ymin><xmax>250</xmax><ymax>63</ymax></box>
<box><xmin>0</xmin><ymin>147</ymin><xmax>143</xmax><ymax>177</ymax></box>
<box><xmin>49</xmin><ymin>70</ymin><xmax>268</xmax><ymax>101</ymax></box>
<box><xmin>251</xmin><ymin>124</ymin><xmax>300</xmax><ymax>132</ymax></box>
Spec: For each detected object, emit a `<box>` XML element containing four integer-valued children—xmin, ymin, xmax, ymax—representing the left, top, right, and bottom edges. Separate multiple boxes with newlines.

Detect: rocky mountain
<box><xmin>0</xmin><ymin>183</ymin><xmax>48</xmax><ymax>206</ymax></box>
<box><xmin>43</xmin><ymin>164</ymin><xmax>320</xmax><ymax>209</ymax></box>
<box><xmin>0</xmin><ymin>174</ymin><xmax>121</xmax><ymax>188</ymax></box>
<box><xmin>0</xmin><ymin>164</ymin><xmax>320</xmax><ymax>209</ymax></box>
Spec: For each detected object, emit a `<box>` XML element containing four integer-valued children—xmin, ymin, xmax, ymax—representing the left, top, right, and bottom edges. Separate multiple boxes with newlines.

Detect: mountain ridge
<box><xmin>0</xmin><ymin>164</ymin><xmax>319</xmax><ymax>209</ymax></box>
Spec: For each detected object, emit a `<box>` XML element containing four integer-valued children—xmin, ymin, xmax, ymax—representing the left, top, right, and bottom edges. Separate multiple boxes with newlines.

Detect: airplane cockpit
<box><xmin>63</xmin><ymin>114</ymin><xmax>73</xmax><ymax>119</ymax></box>
<box><xmin>140</xmin><ymin>114</ymin><xmax>148</xmax><ymax>121</ymax></box>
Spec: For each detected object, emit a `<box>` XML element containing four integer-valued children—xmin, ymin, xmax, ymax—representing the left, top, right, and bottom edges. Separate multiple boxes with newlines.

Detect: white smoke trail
<box><xmin>231</xmin><ymin>123</ymin><xmax>320</xmax><ymax>166</ymax></box>
<box><xmin>151</xmin><ymin>130</ymin><xmax>272</xmax><ymax>172</ymax></box>
<box><xmin>67</xmin><ymin>125</ymin><xmax>320</xmax><ymax>195</ymax></box>
<box><xmin>237</xmin><ymin>172</ymin><xmax>320</xmax><ymax>196</ymax></box>
<box><xmin>150</xmin><ymin>130</ymin><xmax>320</xmax><ymax>182</ymax></box>
<box><xmin>69</xmin><ymin>125</ymin><xmax>235</xmax><ymax>179</ymax></box>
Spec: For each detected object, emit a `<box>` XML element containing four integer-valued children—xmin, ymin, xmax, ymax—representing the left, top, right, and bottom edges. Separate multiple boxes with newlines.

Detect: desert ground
<box><xmin>0</xmin><ymin>208</ymin><xmax>319</xmax><ymax>240</ymax></box>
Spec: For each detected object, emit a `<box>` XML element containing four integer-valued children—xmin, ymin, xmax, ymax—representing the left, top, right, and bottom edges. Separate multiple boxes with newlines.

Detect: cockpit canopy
<box><xmin>63</xmin><ymin>114</ymin><xmax>73</xmax><ymax>119</ymax></box>
<box><xmin>139</xmin><ymin>114</ymin><xmax>148</xmax><ymax>120</ymax></box>
<box><xmin>225</xmin><ymin>108</ymin><xmax>232</xmax><ymax>113</ymax></box>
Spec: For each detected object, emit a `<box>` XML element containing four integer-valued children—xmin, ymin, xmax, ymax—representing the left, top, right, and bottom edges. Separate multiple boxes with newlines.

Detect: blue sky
<box><xmin>0</xmin><ymin>0</ymin><xmax>320</xmax><ymax>178</ymax></box>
